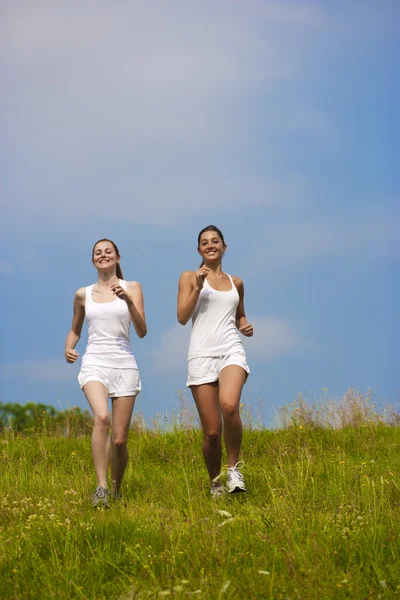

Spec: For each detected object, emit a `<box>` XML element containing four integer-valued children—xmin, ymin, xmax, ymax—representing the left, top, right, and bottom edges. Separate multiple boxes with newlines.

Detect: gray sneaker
<box><xmin>210</xmin><ymin>473</ymin><xmax>225</xmax><ymax>497</ymax></box>
<box><xmin>210</xmin><ymin>482</ymin><xmax>226</xmax><ymax>497</ymax></box>
<box><xmin>91</xmin><ymin>486</ymin><xmax>110</xmax><ymax>508</ymax></box>
<box><xmin>226</xmin><ymin>461</ymin><xmax>246</xmax><ymax>493</ymax></box>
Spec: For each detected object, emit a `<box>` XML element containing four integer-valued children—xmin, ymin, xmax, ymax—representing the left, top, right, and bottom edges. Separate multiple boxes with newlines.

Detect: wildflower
<box><xmin>299</xmin><ymin>425</ymin><xmax>303</xmax><ymax>430</ymax></box>
<box><xmin>323</xmin><ymin>388</ymin><xmax>327</xmax><ymax>392</ymax></box>
<box><xmin>216</xmin><ymin>510</ymin><xmax>232</xmax><ymax>518</ymax></box>
<box><xmin>220</xmin><ymin>582</ymin><xmax>231</xmax><ymax>594</ymax></box>
<box><xmin>218</xmin><ymin>518</ymin><xmax>235</xmax><ymax>528</ymax></box>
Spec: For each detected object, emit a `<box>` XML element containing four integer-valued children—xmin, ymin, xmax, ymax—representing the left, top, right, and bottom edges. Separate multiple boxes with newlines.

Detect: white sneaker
<box><xmin>226</xmin><ymin>461</ymin><xmax>246</xmax><ymax>493</ymax></box>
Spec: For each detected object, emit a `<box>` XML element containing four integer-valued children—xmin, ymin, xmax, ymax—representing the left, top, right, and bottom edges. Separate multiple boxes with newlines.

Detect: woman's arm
<box><xmin>123</xmin><ymin>281</ymin><xmax>147</xmax><ymax>338</ymax></box>
<box><xmin>232</xmin><ymin>276</ymin><xmax>254</xmax><ymax>337</ymax></box>
<box><xmin>177</xmin><ymin>267</ymin><xmax>210</xmax><ymax>325</ymax></box>
<box><xmin>65</xmin><ymin>288</ymin><xmax>86</xmax><ymax>363</ymax></box>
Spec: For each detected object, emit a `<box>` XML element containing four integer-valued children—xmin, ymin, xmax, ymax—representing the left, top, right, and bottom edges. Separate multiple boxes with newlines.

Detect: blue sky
<box><xmin>1</xmin><ymin>1</ymin><xmax>398</xmax><ymax>426</ymax></box>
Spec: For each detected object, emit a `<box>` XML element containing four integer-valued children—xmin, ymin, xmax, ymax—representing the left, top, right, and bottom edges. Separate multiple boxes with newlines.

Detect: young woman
<box><xmin>65</xmin><ymin>239</ymin><xmax>147</xmax><ymax>507</ymax></box>
<box><xmin>177</xmin><ymin>225</ymin><xmax>253</xmax><ymax>496</ymax></box>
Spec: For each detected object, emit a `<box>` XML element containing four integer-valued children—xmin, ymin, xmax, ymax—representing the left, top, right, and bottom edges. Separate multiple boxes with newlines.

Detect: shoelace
<box><xmin>227</xmin><ymin>461</ymin><xmax>245</xmax><ymax>482</ymax></box>
<box><xmin>92</xmin><ymin>486</ymin><xmax>108</xmax><ymax>499</ymax></box>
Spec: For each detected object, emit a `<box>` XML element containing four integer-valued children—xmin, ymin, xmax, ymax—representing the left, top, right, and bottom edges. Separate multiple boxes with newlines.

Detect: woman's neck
<box><xmin>204</xmin><ymin>262</ymin><xmax>223</xmax><ymax>275</ymax></box>
<box><xmin>96</xmin><ymin>271</ymin><xmax>119</xmax><ymax>287</ymax></box>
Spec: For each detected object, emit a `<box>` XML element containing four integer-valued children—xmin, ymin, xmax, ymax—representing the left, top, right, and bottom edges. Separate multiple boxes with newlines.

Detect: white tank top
<box><xmin>81</xmin><ymin>280</ymin><xmax>138</xmax><ymax>369</ymax></box>
<box><xmin>188</xmin><ymin>274</ymin><xmax>244</xmax><ymax>360</ymax></box>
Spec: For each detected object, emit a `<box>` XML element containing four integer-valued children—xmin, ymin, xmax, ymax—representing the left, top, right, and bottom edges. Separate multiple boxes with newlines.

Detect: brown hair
<box><xmin>92</xmin><ymin>238</ymin><xmax>124</xmax><ymax>280</ymax></box>
<box><xmin>197</xmin><ymin>225</ymin><xmax>226</xmax><ymax>267</ymax></box>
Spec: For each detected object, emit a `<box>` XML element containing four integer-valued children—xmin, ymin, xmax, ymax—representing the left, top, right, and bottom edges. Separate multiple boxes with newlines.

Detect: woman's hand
<box><xmin>65</xmin><ymin>348</ymin><xmax>79</xmax><ymax>363</ymax></box>
<box><xmin>194</xmin><ymin>266</ymin><xmax>210</xmax><ymax>290</ymax></box>
<box><xmin>111</xmin><ymin>284</ymin><xmax>132</xmax><ymax>305</ymax></box>
<box><xmin>239</xmin><ymin>323</ymin><xmax>254</xmax><ymax>337</ymax></box>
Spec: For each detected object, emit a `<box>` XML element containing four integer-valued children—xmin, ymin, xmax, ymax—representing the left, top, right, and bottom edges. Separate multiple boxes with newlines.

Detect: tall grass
<box><xmin>0</xmin><ymin>390</ymin><xmax>399</xmax><ymax>599</ymax></box>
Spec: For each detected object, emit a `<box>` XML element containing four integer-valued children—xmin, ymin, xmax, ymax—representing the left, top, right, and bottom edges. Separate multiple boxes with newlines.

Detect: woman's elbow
<box><xmin>177</xmin><ymin>312</ymin><xmax>188</xmax><ymax>326</ymax></box>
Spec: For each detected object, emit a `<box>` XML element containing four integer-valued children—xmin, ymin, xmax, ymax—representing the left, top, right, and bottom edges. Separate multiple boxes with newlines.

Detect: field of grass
<box><xmin>0</xmin><ymin>391</ymin><xmax>399</xmax><ymax>599</ymax></box>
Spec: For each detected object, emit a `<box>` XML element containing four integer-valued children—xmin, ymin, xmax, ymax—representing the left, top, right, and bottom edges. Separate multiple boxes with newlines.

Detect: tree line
<box><xmin>0</xmin><ymin>402</ymin><xmax>92</xmax><ymax>435</ymax></box>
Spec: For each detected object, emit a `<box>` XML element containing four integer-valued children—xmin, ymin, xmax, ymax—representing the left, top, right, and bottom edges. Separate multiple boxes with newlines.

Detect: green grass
<box><xmin>1</xmin><ymin>409</ymin><xmax>399</xmax><ymax>598</ymax></box>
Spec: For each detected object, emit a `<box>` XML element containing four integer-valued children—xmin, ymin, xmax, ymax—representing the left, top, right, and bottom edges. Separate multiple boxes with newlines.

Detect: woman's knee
<box><xmin>94</xmin><ymin>412</ymin><xmax>111</xmax><ymax>429</ymax></box>
<box><xmin>204</xmin><ymin>430</ymin><xmax>222</xmax><ymax>444</ymax></box>
<box><xmin>112</xmin><ymin>433</ymin><xmax>128</xmax><ymax>449</ymax></box>
<box><xmin>221</xmin><ymin>404</ymin><xmax>240</xmax><ymax>421</ymax></box>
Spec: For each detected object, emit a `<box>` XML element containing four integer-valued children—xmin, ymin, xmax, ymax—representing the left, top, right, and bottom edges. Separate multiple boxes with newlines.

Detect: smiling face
<box><xmin>198</xmin><ymin>230</ymin><xmax>226</xmax><ymax>264</ymax></box>
<box><xmin>92</xmin><ymin>240</ymin><xmax>120</xmax><ymax>272</ymax></box>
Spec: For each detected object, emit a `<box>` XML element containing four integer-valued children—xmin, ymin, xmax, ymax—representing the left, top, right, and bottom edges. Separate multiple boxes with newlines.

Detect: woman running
<box><xmin>65</xmin><ymin>239</ymin><xmax>147</xmax><ymax>506</ymax></box>
<box><xmin>177</xmin><ymin>225</ymin><xmax>253</xmax><ymax>496</ymax></box>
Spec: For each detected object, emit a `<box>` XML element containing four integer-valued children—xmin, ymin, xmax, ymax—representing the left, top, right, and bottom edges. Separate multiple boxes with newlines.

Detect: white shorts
<box><xmin>187</xmin><ymin>352</ymin><xmax>250</xmax><ymax>387</ymax></box>
<box><xmin>78</xmin><ymin>366</ymin><xmax>141</xmax><ymax>398</ymax></box>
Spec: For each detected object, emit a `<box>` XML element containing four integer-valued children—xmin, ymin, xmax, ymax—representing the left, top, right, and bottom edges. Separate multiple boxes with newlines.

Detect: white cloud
<box><xmin>242</xmin><ymin>316</ymin><xmax>304</xmax><ymax>362</ymax></box>
<box><xmin>245</xmin><ymin>213</ymin><xmax>399</xmax><ymax>275</ymax></box>
<box><xmin>1</xmin><ymin>0</ymin><xmax>336</xmax><ymax>231</ymax></box>
<box><xmin>2</xmin><ymin>1</ymin><xmax>311</xmax><ymax>149</ymax></box>
<box><xmin>152</xmin><ymin>315</ymin><xmax>303</xmax><ymax>374</ymax></box>
<box><xmin>2</xmin><ymin>0</ymin><xmax>395</xmax><ymax>238</ymax></box>
<box><xmin>1</xmin><ymin>359</ymin><xmax>79</xmax><ymax>383</ymax></box>
<box><xmin>152</xmin><ymin>323</ymin><xmax>190</xmax><ymax>375</ymax></box>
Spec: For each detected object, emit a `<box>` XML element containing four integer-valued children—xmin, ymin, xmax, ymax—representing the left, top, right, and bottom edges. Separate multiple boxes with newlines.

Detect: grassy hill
<box><xmin>0</xmin><ymin>392</ymin><xmax>399</xmax><ymax>599</ymax></box>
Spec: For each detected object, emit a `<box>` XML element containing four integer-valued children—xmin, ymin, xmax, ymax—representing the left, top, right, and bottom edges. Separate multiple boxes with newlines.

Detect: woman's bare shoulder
<box><xmin>126</xmin><ymin>281</ymin><xmax>142</xmax><ymax>291</ymax></box>
<box><xmin>179</xmin><ymin>270</ymin><xmax>196</xmax><ymax>281</ymax></box>
<box><xmin>75</xmin><ymin>287</ymin><xmax>86</xmax><ymax>299</ymax></box>
<box><xmin>73</xmin><ymin>287</ymin><xmax>86</xmax><ymax>307</ymax></box>
<box><xmin>230</xmin><ymin>275</ymin><xmax>244</xmax><ymax>288</ymax></box>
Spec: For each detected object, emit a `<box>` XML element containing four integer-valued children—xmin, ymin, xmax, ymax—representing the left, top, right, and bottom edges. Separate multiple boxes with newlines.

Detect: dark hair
<box><xmin>197</xmin><ymin>225</ymin><xmax>226</xmax><ymax>267</ymax></box>
<box><xmin>92</xmin><ymin>238</ymin><xmax>124</xmax><ymax>280</ymax></box>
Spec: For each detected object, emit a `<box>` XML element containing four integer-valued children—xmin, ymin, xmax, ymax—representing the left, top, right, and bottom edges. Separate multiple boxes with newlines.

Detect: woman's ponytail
<box><xmin>116</xmin><ymin>263</ymin><xmax>124</xmax><ymax>280</ymax></box>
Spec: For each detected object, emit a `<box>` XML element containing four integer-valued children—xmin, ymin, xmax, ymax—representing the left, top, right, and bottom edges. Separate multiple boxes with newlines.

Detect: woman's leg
<box><xmin>218</xmin><ymin>366</ymin><xmax>247</xmax><ymax>467</ymax></box>
<box><xmin>191</xmin><ymin>383</ymin><xmax>223</xmax><ymax>481</ymax></box>
<box><xmin>110</xmin><ymin>395</ymin><xmax>136</xmax><ymax>495</ymax></box>
<box><xmin>83</xmin><ymin>381</ymin><xmax>110</xmax><ymax>489</ymax></box>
